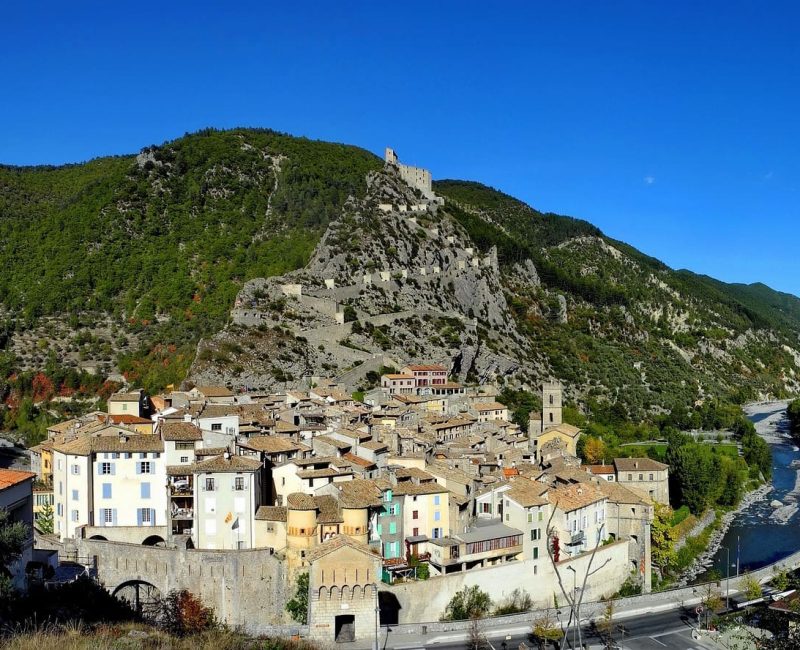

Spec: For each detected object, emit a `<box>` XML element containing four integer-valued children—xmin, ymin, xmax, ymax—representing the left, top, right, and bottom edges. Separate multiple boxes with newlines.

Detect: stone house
<box><xmin>614</xmin><ymin>458</ymin><xmax>670</xmax><ymax>505</ymax></box>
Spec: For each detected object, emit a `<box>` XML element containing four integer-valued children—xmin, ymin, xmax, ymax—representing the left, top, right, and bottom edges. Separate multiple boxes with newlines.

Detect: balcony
<box><xmin>567</xmin><ymin>530</ymin><xmax>585</xmax><ymax>546</ymax></box>
<box><xmin>170</xmin><ymin>508</ymin><xmax>193</xmax><ymax>520</ymax></box>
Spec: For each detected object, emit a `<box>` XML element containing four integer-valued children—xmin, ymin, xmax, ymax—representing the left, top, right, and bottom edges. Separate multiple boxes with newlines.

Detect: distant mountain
<box><xmin>1</xmin><ymin>128</ymin><xmax>798</xmax><ymax>415</ymax></box>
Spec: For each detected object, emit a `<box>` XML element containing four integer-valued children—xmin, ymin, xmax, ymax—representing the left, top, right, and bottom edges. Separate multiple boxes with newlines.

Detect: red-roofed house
<box><xmin>0</xmin><ymin>469</ymin><xmax>35</xmax><ymax>590</ymax></box>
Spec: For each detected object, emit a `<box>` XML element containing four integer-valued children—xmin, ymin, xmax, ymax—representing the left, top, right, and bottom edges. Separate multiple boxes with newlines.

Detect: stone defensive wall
<box><xmin>384</xmin><ymin>540</ymin><xmax>629</xmax><ymax>624</ymax></box>
<box><xmin>73</xmin><ymin>538</ymin><xmax>290</xmax><ymax>632</ymax></box>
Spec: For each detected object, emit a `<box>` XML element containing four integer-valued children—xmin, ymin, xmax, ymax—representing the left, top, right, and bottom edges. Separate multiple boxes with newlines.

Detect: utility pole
<box><xmin>736</xmin><ymin>535</ymin><xmax>740</xmax><ymax>577</ymax></box>
<box><xmin>721</xmin><ymin>545</ymin><xmax>730</xmax><ymax>611</ymax></box>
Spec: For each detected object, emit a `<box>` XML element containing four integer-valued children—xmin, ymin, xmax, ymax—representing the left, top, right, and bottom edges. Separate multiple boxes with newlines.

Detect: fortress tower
<box><xmin>384</xmin><ymin>146</ymin><xmax>435</xmax><ymax>200</ymax></box>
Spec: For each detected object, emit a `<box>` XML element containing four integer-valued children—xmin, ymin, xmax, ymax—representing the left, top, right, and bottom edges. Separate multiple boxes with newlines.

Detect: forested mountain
<box><xmin>1</xmin><ymin>128</ymin><xmax>798</xmax><ymax>419</ymax></box>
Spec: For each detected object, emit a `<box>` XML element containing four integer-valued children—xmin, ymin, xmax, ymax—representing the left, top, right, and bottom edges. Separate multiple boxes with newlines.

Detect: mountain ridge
<box><xmin>1</xmin><ymin>127</ymin><xmax>798</xmax><ymax>416</ymax></box>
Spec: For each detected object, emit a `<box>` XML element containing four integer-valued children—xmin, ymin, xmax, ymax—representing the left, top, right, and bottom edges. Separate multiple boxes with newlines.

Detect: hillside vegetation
<box><xmin>0</xmin><ymin>128</ymin><xmax>799</xmax><ymax>421</ymax></box>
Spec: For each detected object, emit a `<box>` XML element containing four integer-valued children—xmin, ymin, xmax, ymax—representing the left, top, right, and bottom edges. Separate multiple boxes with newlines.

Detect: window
<box><xmin>57</xmin><ymin>504</ymin><xmax>62</xmax><ymax>516</ymax></box>
<box><xmin>533</xmin><ymin>564</ymin><xmax>538</xmax><ymax>575</ymax></box>
<box><xmin>141</xmin><ymin>482</ymin><xmax>151</xmax><ymax>499</ymax></box>
<box><xmin>112</xmin><ymin>453</ymin><xmax>120</xmax><ymax>459</ymax></box>
<box><xmin>432</xmin><ymin>527</ymin><xmax>442</xmax><ymax>539</ymax></box>
<box><xmin>433</xmin><ymin>495</ymin><xmax>440</xmax><ymax>506</ymax></box>
<box><xmin>125</xmin><ymin>453</ymin><xmax>132</xmax><ymax>459</ymax></box>
<box><xmin>538</xmin><ymin>511</ymin><xmax>543</xmax><ymax>521</ymax></box>
<box><xmin>389</xmin><ymin>522</ymin><xmax>397</xmax><ymax>535</ymax></box>
<box><xmin>627</xmin><ymin>474</ymin><xmax>632</xmax><ymax>481</ymax></box>
<box><xmin>530</xmin><ymin>528</ymin><xmax>541</xmax><ymax>541</ymax></box>
<box><xmin>139</xmin><ymin>453</ymin><xmax>147</xmax><ymax>459</ymax></box>
<box><xmin>71</xmin><ymin>489</ymin><xmax>78</xmax><ymax>501</ymax></box>
<box><xmin>176</xmin><ymin>442</ymin><xmax>194</xmax><ymax>450</ymax></box>
<box><xmin>180</xmin><ymin>456</ymin><xmax>189</xmax><ymax>463</ymax></box>
<box><xmin>481</xmin><ymin>503</ymin><xmax>492</xmax><ymax>514</ymax></box>
<box><xmin>649</xmin><ymin>473</ymin><xmax>654</xmax><ymax>481</ymax></box>
<box><xmin>235</xmin><ymin>477</ymin><xmax>245</xmax><ymax>491</ymax></box>
<box><xmin>413</xmin><ymin>527</ymin><xmax>419</xmax><ymax>536</ymax></box>
<box><xmin>71</xmin><ymin>510</ymin><xmax>79</xmax><ymax>522</ymax></box>
<box><xmin>434</xmin><ymin>511</ymin><xmax>441</xmax><ymax>521</ymax></box>
<box><xmin>102</xmin><ymin>484</ymin><xmax>112</xmax><ymax>499</ymax></box>
<box><xmin>141</xmin><ymin>508</ymin><xmax>152</xmax><ymax>524</ymax></box>
<box><xmin>138</xmin><ymin>462</ymin><xmax>152</xmax><ymax>474</ymax></box>
<box><xmin>505</xmin><ymin>513</ymin><xmax>510</xmax><ymax>521</ymax></box>
<box><xmin>211</xmin><ymin>423</ymin><xmax>222</xmax><ymax>431</ymax></box>
<box><xmin>533</xmin><ymin>547</ymin><xmax>539</xmax><ymax>559</ymax></box>
<box><xmin>58</xmin><ymin>459</ymin><xmax>62</xmax><ymax>470</ymax></box>
<box><xmin>103</xmin><ymin>508</ymin><xmax>113</xmax><ymax>524</ymax></box>
<box><xmin>71</xmin><ymin>464</ymin><xmax>80</xmax><ymax>475</ymax></box>
<box><xmin>205</xmin><ymin>478</ymin><xmax>215</xmax><ymax>491</ymax></box>
<box><xmin>122</xmin><ymin>403</ymin><xmax>127</xmax><ymax>411</ymax></box>
<box><xmin>101</xmin><ymin>462</ymin><xmax>112</xmax><ymax>475</ymax></box>
<box><xmin>376</xmin><ymin>523</ymin><xmax>382</xmax><ymax>536</ymax></box>
<box><xmin>527</xmin><ymin>512</ymin><xmax>533</xmax><ymax>523</ymax></box>
<box><xmin>639</xmin><ymin>473</ymin><xmax>643</xmax><ymax>481</ymax></box>
<box><xmin>412</xmin><ymin>510</ymin><xmax>419</xmax><ymax>520</ymax></box>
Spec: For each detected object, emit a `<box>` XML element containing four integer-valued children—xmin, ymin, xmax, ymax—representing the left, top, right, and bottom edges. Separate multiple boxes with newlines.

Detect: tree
<box><xmin>772</xmin><ymin>567</ymin><xmax>790</xmax><ymax>591</ymax></box>
<box><xmin>441</xmin><ymin>585</ymin><xmax>492</xmax><ymax>621</ymax></box>
<box><xmin>531</xmin><ymin>608</ymin><xmax>562</xmax><ymax>650</ymax></box>
<box><xmin>286</xmin><ymin>572</ymin><xmax>309</xmax><ymax>624</ymax></box>
<box><xmin>596</xmin><ymin>599</ymin><xmax>616</xmax><ymax>644</ymax></box>
<box><xmin>700</xmin><ymin>584</ymin><xmax>723</xmax><ymax>630</ymax></box>
<box><xmin>583</xmin><ymin>437</ymin><xmax>607</xmax><ymax>465</ymax></box>
<box><xmin>650</xmin><ymin>504</ymin><xmax>676</xmax><ymax>573</ymax></box>
<box><xmin>493</xmin><ymin>588</ymin><xmax>532</xmax><ymax>615</ymax></box>
<box><xmin>37</xmin><ymin>502</ymin><xmax>54</xmax><ymax>535</ymax></box>
<box><xmin>740</xmin><ymin>574</ymin><xmax>763</xmax><ymax>601</ymax></box>
<box><xmin>149</xmin><ymin>589</ymin><xmax>216</xmax><ymax>637</ymax></box>
<box><xmin>0</xmin><ymin>508</ymin><xmax>28</xmax><ymax>601</ymax></box>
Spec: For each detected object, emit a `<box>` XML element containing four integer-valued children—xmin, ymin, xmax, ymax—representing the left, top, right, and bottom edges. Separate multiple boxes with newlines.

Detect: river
<box><xmin>700</xmin><ymin>400</ymin><xmax>800</xmax><ymax>581</ymax></box>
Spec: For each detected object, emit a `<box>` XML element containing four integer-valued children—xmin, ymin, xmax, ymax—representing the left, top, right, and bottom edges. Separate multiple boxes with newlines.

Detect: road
<box><xmin>389</xmin><ymin>606</ymin><xmax>710</xmax><ymax>650</ymax></box>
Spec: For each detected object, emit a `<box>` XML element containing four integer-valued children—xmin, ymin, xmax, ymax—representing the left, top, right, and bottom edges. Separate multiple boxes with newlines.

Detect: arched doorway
<box><xmin>142</xmin><ymin>535</ymin><xmax>166</xmax><ymax>547</ymax></box>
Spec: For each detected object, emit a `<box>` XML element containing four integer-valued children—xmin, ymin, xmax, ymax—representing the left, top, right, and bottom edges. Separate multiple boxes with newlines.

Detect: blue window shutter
<box><xmin>102</xmin><ymin>484</ymin><xmax>112</xmax><ymax>499</ymax></box>
<box><xmin>110</xmin><ymin>463</ymin><xmax>116</xmax><ymax>476</ymax></box>
<box><xmin>96</xmin><ymin>464</ymin><xmax>102</xmax><ymax>476</ymax></box>
<box><xmin>136</xmin><ymin>509</ymin><xmax>142</xmax><ymax>526</ymax></box>
<box><xmin>141</xmin><ymin>482</ymin><xmax>150</xmax><ymax>499</ymax></box>
<box><xmin>112</xmin><ymin>509</ymin><xmax>117</xmax><ymax>526</ymax></box>
<box><xmin>150</xmin><ymin>509</ymin><xmax>156</xmax><ymax>526</ymax></box>
<box><xmin>135</xmin><ymin>463</ymin><xmax>141</xmax><ymax>475</ymax></box>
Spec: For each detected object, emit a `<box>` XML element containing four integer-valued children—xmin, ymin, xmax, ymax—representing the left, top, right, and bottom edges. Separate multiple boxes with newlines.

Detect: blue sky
<box><xmin>2</xmin><ymin>2</ymin><xmax>799</xmax><ymax>294</ymax></box>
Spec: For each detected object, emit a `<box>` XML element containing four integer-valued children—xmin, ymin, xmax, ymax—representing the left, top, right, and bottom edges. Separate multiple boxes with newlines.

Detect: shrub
<box><xmin>149</xmin><ymin>589</ymin><xmax>216</xmax><ymax>637</ymax></box>
<box><xmin>441</xmin><ymin>585</ymin><xmax>491</xmax><ymax>621</ymax></box>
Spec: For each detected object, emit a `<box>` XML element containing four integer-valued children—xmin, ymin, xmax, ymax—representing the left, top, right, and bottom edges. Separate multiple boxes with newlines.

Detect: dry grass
<box><xmin>1</xmin><ymin>622</ymin><xmax>317</xmax><ymax>650</ymax></box>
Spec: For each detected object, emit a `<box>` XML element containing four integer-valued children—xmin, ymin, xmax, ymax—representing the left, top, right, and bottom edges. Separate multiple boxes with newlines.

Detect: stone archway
<box><xmin>142</xmin><ymin>535</ymin><xmax>166</xmax><ymax>547</ymax></box>
<box><xmin>112</xmin><ymin>580</ymin><xmax>161</xmax><ymax>616</ymax></box>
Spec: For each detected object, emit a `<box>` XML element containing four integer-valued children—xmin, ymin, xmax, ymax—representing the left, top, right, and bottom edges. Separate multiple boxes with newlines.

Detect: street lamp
<box><xmin>720</xmin><ymin>545</ymin><xmax>731</xmax><ymax>611</ymax></box>
<box><xmin>567</xmin><ymin>566</ymin><xmax>577</xmax><ymax>649</ymax></box>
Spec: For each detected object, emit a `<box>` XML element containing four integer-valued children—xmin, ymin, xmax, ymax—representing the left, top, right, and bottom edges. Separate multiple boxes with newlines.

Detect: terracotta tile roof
<box><xmin>196</xmin><ymin>447</ymin><xmax>228</xmax><ymax>457</ymax></box>
<box><xmin>198</xmin><ymin>404</ymin><xmax>238</xmax><ymax>418</ymax></box>
<box><xmin>394</xmin><ymin>481</ymin><xmax>449</xmax><ymax>497</ymax></box>
<box><xmin>361</xmin><ymin>440</ymin><xmax>388</xmax><ymax>451</ymax></box>
<box><xmin>287</xmin><ymin>493</ymin><xmax>317</xmax><ymax>510</ymax></box>
<box><xmin>335</xmin><ymin>479</ymin><xmax>387</xmax><ymax>508</ymax></box>
<box><xmin>104</xmin><ymin>414</ymin><xmax>152</xmax><ymax>425</ymax></box>
<box><xmin>167</xmin><ymin>465</ymin><xmax>194</xmax><ymax>476</ymax></box>
<box><xmin>305</xmin><ymin>534</ymin><xmax>378</xmax><ymax>563</ymax></box>
<box><xmin>505</xmin><ymin>479</ymin><xmax>549</xmax><ymax>507</ymax></box>
<box><xmin>108</xmin><ymin>391</ymin><xmax>142</xmax><ymax>402</ymax></box>
<box><xmin>47</xmin><ymin>419</ymin><xmax>82</xmax><ymax>434</ymax></box>
<box><xmin>586</xmin><ymin>464</ymin><xmax>615</xmax><ymax>475</ymax></box>
<box><xmin>549</xmin><ymin>483</ymin><xmax>606</xmax><ymax>512</ymax></box>
<box><xmin>192</xmin><ymin>454</ymin><xmax>261</xmax><ymax>473</ymax></box>
<box><xmin>614</xmin><ymin>458</ymin><xmax>668</xmax><ymax>472</ymax></box>
<box><xmin>0</xmin><ymin>469</ymin><xmax>35</xmax><ymax>490</ymax></box>
<box><xmin>474</xmin><ymin>402</ymin><xmax>507</xmax><ymax>411</ymax></box>
<box><xmin>255</xmin><ymin>506</ymin><xmax>288</xmax><ymax>522</ymax></box>
<box><xmin>395</xmin><ymin>467</ymin><xmax>434</xmax><ymax>481</ymax></box>
<box><xmin>383</xmin><ymin>374</ymin><xmax>414</xmax><ymax>380</ymax></box>
<box><xmin>595</xmin><ymin>481</ymin><xmax>652</xmax><ymax>506</ymax></box>
<box><xmin>343</xmin><ymin>453</ymin><xmax>376</xmax><ymax>468</ymax></box>
<box><xmin>297</xmin><ymin>468</ymin><xmax>347</xmax><ymax>479</ymax></box>
<box><xmin>196</xmin><ymin>386</ymin><xmax>235</xmax><ymax>398</ymax></box>
<box><xmin>405</xmin><ymin>364</ymin><xmax>446</xmax><ymax>371</ymax></box>
<box><xmin>91</xmin><ymin>434</ymin><xmax>164</xmax><ymax>453</ymax></box>
<box><xmin>313</xmin><ymin>435</ymin><xmax>352</xmax><ymax>450</ymax></box>
<box><xmin>503</xmin><ymin>468</ymin><xmax>520</xmax><ymax>478</ymax></box>
<box><xmin>545</xmin><ymin>423</ymin><xmax>582</xmax><ymax>437</ymax></box>
<box><xmin>315</xmin><ymin>495</ymin><xmax>343</xmax><ymax>523</ymax></box>
<box><xmin>160</xmin><ymin>422</ymin><xmax>203</xmax><ymax>441</ymax></box>
<box><xmin>239</xmin><ymin>436</ymin><xmax>300</xmax><ymax>454</ymax></box>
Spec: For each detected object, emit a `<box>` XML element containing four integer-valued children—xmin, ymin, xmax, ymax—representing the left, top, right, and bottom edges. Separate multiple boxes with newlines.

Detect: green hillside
<box><xmin>0</xmin><ymin>128</ymin><xmax>798</xmax><ymax>414</ymax></box>
<box><xmin>0</xmin><ymin>128</ymin><xmax>380</xmax><ymax>331</ymax></box>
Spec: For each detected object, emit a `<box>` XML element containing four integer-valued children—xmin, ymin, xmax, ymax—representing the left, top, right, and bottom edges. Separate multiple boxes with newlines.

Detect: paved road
<box><xmin>389</xmin><ymin>607</ymin><xmax>710</xmax><ymax>650</ymax></box>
